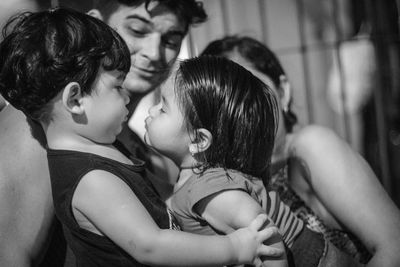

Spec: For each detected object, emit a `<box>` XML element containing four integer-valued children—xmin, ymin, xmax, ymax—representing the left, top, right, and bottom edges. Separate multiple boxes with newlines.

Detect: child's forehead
<box><xmin>160</xmin><ymin>80</ymin><xmax>175</xmax><ymax>98</ymax></box>
<box><xmin>161</xmin><ymin>64</ymin><xmax>179</xmax><ymax>93</ymax></box>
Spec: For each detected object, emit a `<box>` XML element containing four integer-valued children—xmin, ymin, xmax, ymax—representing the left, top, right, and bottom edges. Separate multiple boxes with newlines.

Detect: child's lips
<box><xmin>144</xmin><ymin>117</ymin><xmax>151</xmax><ymax>129</ymax></box>
<box><xmin>124</xmin><ymin>112</ymin><xmax>129</xmax><ymax>122</ymax></box>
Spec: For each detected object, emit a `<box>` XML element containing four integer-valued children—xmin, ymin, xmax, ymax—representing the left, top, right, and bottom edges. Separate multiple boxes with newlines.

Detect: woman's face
<box><xmin>224</xmin><ymin>51</ymin><xmax>288</xmax><ymax>160</ymax></box>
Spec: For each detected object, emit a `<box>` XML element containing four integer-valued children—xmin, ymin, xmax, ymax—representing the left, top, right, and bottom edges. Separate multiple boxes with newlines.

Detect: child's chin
<box><xmin>143</xmin><ymin>132</ymin><xmax>152</xmax><ymax>147</ymax></box>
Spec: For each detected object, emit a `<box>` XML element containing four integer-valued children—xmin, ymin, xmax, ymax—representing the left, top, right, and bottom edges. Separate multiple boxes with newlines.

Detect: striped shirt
<box><xmin>171</xmin><ymin>168</ymin><xmax>304</xmax><ymax>248</ymax></box>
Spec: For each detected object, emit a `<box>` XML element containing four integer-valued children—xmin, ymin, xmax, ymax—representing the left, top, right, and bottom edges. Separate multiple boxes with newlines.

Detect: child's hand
<box><xmin>228</xmin><ymin>214</ymin><xmax>284</xmax><ymax>266</ymax></box>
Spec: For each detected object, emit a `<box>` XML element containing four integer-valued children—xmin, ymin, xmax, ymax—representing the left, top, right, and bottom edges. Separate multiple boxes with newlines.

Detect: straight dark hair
<box><xmin>175</xmin><ymin>56</ymin><xmax>278</xmax><ymax>181</ymax></box>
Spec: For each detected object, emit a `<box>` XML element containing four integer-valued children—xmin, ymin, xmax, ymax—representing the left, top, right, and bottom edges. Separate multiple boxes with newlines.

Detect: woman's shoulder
<box><xmin>288</xmin><ymin>124</ymin><xmax>347</xmax><ymax>159</ymax></box>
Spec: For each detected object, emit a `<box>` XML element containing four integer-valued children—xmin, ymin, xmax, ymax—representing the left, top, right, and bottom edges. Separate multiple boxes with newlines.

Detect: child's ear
<box><xmin>87</xmin><ymin>9</ymin><xmax>104</xmax><ymax>21</ymax></box>
<box><xmin>62</xmin><ymin>82</ymin><xmax>84</xmax><ymax>115</ymax></box>
<box><xmin>279</xmin><ymin>75</ymin><xmax>292</xmax><ymax>111</ymax></box>
<box><xmin>189</xmin><ymin>128</ymin><xmax>212</xmax><ymax>154</ymax></box>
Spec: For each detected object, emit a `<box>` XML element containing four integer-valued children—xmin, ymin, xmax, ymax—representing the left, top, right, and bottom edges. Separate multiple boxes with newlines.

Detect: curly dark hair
<box><xmin>92</xmin><ymin>0</ymin><xmax>207</xmax><ymax>32</ymax></box>
<box><xmin>201</xmin><ymin>36</ymin><xmax>297</xmax><ymax>132</ymax></box>
<box><xmin>175</xmin><ymin>56</ymin><xmax>279</xmax><ymax>181</ymax></box>
<box><xmin>0</xmin><ymin>7</ymin><xmax>130</xmax><ymax>122</ymax></box>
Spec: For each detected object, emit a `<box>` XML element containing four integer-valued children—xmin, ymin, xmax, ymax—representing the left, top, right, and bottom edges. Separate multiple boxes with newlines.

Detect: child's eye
<box><xmin>115</xmin><ymin>86</ymin><xmax>123</xmax><ymax>91</ymax></box>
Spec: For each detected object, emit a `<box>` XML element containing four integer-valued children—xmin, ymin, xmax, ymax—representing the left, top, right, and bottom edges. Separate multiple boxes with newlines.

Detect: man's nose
<box><xmin>142</xmin><ymin>35</ymin><xmax>162</xmax><ymax>62</ymax></box>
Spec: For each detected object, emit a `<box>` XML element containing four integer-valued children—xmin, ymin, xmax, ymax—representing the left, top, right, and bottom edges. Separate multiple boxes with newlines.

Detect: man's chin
<box><xmin>123</xmin><ymin>72</ymin><xmax>165</xmax><ymax>96</ymax></box>
<box><xmin>123</xmin><ymin>79</ymin><xmax>154</xmax><ymax>96</ymax></box>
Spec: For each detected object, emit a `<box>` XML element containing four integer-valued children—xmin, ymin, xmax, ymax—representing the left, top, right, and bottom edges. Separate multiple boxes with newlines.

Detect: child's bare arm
<box><xmin>72</xmin><ymin>170</ymin><xmax>282</xmax><ymax>266</ymax></box>
<box><xmin>195</xmin><ymin>190</ymin><xmax>288</xmax><ymax>267</ymax></box>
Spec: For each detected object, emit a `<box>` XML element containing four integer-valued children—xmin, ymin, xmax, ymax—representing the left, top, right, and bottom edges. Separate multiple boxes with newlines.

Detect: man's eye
<box><xmin>163</xmin><ymin>36</ymin><xmax>182</xmax><ymax>48</ymax></box>
<box><xmin>129</xmin><ymin>28</ymin><xmax>146</xmax><ymax>36</ymax></box>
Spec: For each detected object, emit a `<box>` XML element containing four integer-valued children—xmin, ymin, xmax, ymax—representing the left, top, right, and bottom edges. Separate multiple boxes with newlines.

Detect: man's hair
<box><xmin>0</xmin><ymin>7</ymin><xmax>130</xmax><ymax>122</ymax></box>
<box><xmin>92</xmin><ymin>0</ymin><xmax>207</xmax><ymax>32</ymax></box>
<box><xmin>201</xmin><ymin>36</ymin><xmax>298</xmax><ymax>132</ymax></box>
<box><xmin>175</xmin><ymin>56</ymin><xmax>279</xmax><ymax>181</ymax></box>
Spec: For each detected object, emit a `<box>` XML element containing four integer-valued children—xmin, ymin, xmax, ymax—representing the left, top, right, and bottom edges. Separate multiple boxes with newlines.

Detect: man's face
<box><xmin>105</xmin><ymin>2</ymin><xmax>186</xmax><ymax>96</ymax></box>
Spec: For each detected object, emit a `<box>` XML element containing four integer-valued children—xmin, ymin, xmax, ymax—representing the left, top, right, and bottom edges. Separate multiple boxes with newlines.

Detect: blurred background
<box><xmin>1</xmin><ymin>0</ymin><xmax>399</xmax><ymax>206</ymax></box>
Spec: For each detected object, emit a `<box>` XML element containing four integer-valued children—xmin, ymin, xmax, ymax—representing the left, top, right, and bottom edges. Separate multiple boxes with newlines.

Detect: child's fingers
<box><xmin>259</xmin><ymin>225</ymin><xmax>280</xmax><ymax>240</ymax></box>
<box><xmin>258</xmin><ymin>245</ymin><xmax>285</xmax><ymax>258</ymax></box>
<box><xmin>253</xmin><ymin>257</ymin><xmax>263</xmax><ymax>267</ymax></box>
<box><xmin>248</xmin><ymin>213</ymin><xmax>268</xmax><ymax>231</ymax></box>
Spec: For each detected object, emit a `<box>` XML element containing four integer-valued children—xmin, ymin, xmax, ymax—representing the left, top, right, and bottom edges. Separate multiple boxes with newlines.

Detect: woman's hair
<box><xmin>175</xmin><ymin>56</ymin><xmax>278</xmax><ymax>181</ymax></box>
<box><xmin>92</xmin><ymin>0</ymin><xmax>207</xmax><ymax>32</ymax></box>
<box><xmin>201</xmin><ymin>36</ymin><xmax>297</xmax><ymax>132</ymax></box>
<box><xmin>0</xmin><ymin>7</ymin><xmax>130</xmax><ymax>122</ymax></box>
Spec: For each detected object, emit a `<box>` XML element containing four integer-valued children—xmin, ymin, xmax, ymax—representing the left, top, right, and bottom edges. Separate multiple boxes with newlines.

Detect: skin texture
<box><xmin>226</xmin><ymin>51</ymin><xmax>400</xmax><ymax>267</ymax></box>
<box><xmin>144</xmin><ymin>81</ymin><xmax>193</xmax><ymax>166</ymax></box>
<box><xmin>285</xmin><ymin>125</ymin><xmax>400</xmax><ymax>267</ymax></box>
<box><xmin>0</xmin><ymin>106</ymin><xmax>54</xmax><ymax>267</ymax></box>
<box><xmin>0</xmin><ymin>1</ymin><xmax>55</xmax><ymax>266</ymax></box>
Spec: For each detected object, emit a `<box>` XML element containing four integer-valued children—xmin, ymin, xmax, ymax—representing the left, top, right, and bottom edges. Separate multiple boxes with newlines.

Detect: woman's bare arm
<box><xmin>291</xmin><ymin>125</ymin><xmax>400</xmax><ymax>267</ymax></box>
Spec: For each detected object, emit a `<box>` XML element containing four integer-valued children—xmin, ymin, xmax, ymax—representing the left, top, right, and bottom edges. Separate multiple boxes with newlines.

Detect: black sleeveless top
<box><xmin>47</xmin><ymin>149</ymin><xmax>176</xmax><ymax>267</ymax></box>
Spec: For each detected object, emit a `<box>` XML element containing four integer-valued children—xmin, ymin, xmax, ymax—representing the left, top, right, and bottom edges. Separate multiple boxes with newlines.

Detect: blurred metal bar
<box><xmin>365</xmin><ymin>0</ymin><xmax>392</xmax><ymax>192</ymax></box>
<box><xmin>220</xmin><ymin>0</ymin><xmax>231</xmax><ymax>35</ymax></box>
<box><xmin>397</xmin><ymin>0</ymin><xmax>400</xmax><ymax>35</ymax></box>
<box><xmin>331</xmin><ymin>0</ymin><xmax>351</xmax><ymax>142</ymax></box>
<box><xmin>258</xmin><ymin>0</ymin><xmax>269</xmax><ymax>44</ymax></box>
<box><xmin>186</xmin><ymin>30</ymin><xmax>196</xmax><ymax>58</ymax></box>
<box><xmin>294</xmin><ymin>0</ymin><xmax>314</xmax><ymax>123</ymax></box>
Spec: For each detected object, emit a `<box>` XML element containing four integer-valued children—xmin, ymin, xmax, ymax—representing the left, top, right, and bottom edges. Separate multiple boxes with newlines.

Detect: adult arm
<box><xmin>0</xmin><ymin>94</ymin><xmax>6</xmax><ymax>111</ymax></box>
<box><xmin>195</xmin><ymin>190</ymin><xmax>288</xmax><ymax>267</ymax></box>
<box><xmin>73</xmin><ymin>170</ymin><xmax>281</xmax><ymax>266</ymax></box>
<box><xmin>291</xmin><ymin>125</ymin><xmax>400</xmax><ymax>267</ymax></box>
<box><xmin>0</xmin><ymin>106</ymin><xmax>57</xmax><ymax>267</ymax></box>
<box><xmin>0</xmin><ymin>177</ymin><xmax>34</xmax><ymax>267</ymax></box>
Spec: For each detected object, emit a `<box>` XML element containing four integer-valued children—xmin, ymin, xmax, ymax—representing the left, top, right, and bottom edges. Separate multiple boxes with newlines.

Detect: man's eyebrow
<box><xmin>126</xmin><ymin>14</ymin><xmax>151</xmax><ymax>24</ymax></box>
<box><xmin>126</xmin><ymin>14</ymin><xmax>185</xmax><ymax>36</ymax></box>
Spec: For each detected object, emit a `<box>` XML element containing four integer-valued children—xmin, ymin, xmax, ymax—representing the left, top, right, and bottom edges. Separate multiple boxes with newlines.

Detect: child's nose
<box><xmin>122</xmin><ymin>89</ymin><xmax>130</xmax><ymax>105</ymax></box>
<box><xmin>148</xmin><ymin>103</ymin><xmax>159</xmax><ymax>116</ymax></box>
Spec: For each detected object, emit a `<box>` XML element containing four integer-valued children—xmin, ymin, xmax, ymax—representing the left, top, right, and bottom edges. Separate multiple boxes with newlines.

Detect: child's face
<box><xmin>144</xmin><ymin>79</ymin><xmax>192</xmax><ymax>165</ymax></box>
<box><xmin>83</xmin><ymin>69</ymin><xmax>130</xmax><ymax>144</ymax></box>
